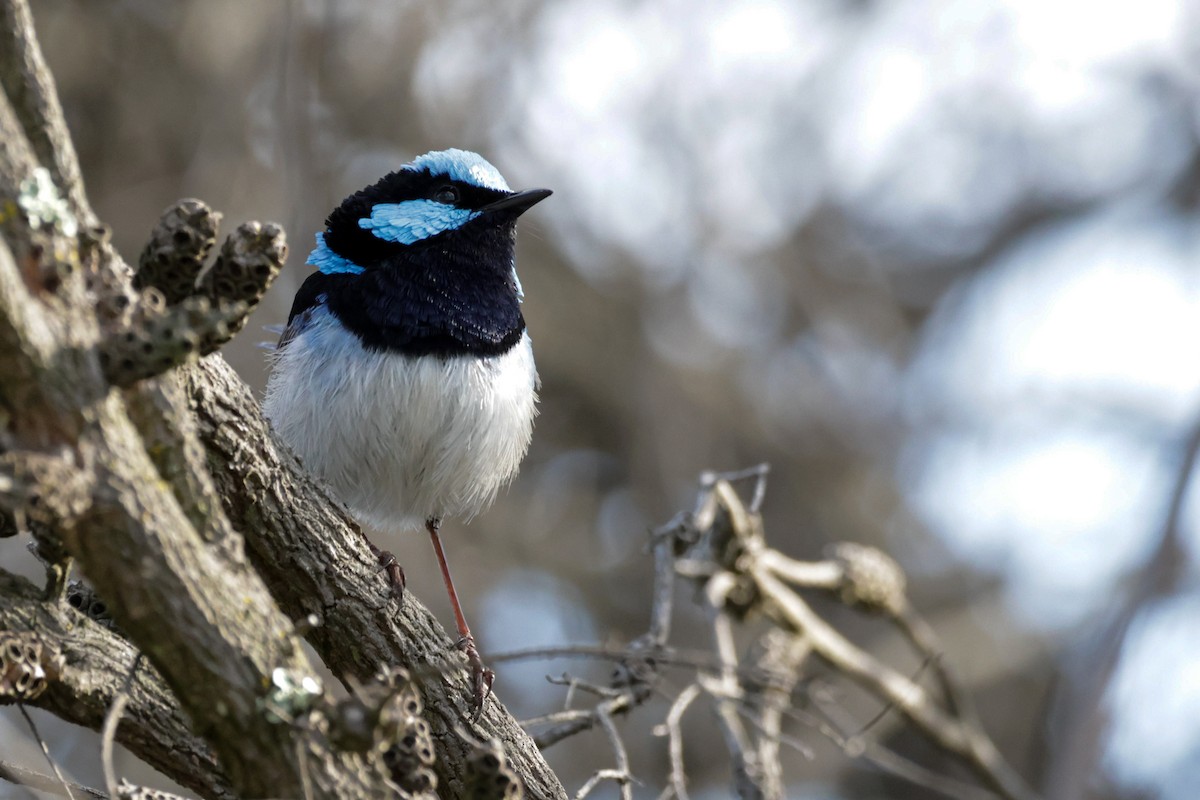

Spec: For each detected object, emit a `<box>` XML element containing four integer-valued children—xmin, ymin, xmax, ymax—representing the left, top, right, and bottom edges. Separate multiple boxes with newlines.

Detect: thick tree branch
<box><xmin>186</xmin><ymin>355</ymin><xmax>568</xmax><ymax>799</ymax></box>
<box><xmin>0</xmin><ymin>2</ymin><xmax>396</xmax><ymax>795</ymax></box>
<box><xmin>0</xmin><ymin>0</ymin><xmax>94</xmax><ymax>227</ymax></box>
<box><xmin>0</xmin><ymin>568</ymin><xmax>236</xmax><ymax>799</ymax></box>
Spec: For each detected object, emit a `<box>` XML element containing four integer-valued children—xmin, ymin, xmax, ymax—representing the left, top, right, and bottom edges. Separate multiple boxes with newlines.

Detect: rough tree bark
<box><xmin>0</xmin><ymin>2</ymin><xmax>567</xmax><ymax>798</ymax></box>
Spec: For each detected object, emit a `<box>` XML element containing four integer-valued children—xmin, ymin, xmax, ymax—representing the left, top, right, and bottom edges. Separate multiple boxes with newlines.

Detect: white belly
<box><xmin>262</xmin><ymin>308</ymin><xmax>538</xmax><ymax>532</ymax></box>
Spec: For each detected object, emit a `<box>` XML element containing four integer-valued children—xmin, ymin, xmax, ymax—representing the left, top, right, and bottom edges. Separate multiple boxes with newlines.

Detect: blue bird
<box><xmin>263</xmin><ymin>149</ymin><xmax>550</xmax><ymax>713</ymax></box>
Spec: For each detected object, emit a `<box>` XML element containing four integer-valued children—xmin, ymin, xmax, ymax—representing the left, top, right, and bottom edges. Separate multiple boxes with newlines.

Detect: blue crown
<box><xmin>404</xmin><ymin>149</ymin><xmax>511</xmax><ymax>192</ymax></box>
<box><xmin>308</xmin><ymin>149</ymin><xmax>514</xmax><ymax>274</ymax></box>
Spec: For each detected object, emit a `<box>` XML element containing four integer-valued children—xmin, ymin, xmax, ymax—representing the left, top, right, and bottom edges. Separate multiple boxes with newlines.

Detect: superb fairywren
<box><xmin>263</xmin><ymin>149</ymin><xmax>550</xmax><ymax>712</ymax></box>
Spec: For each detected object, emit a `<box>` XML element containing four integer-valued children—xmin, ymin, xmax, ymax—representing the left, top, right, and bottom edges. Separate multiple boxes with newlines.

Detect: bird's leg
<box><xmin>426</xmin><ymin>516</ymin><xmax>494</xmax><ymax>718</ymax></box>
<box><xmin>367</xmin><ymin>540</ymin><xmax>406</xmax><ymax>602</ymax></box>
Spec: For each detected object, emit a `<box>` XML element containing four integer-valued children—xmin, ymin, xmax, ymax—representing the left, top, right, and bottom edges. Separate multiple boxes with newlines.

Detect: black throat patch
<box><xmin>287</xmin><ymin>223</ymin><xmax>526</xmax><ymax>357</ymax></box>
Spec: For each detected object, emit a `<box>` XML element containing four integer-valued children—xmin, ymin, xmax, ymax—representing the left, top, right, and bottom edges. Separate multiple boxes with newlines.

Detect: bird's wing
<box><xmin>256</xmin><ymin>323</ymin><xmax>287</xmax><ymax>351</ymax></box>
<box><xmin>275</xmin><ymin>308</ymin><xmax>315</xmax><ymax>352</ymax></box>
<box><xmin>273</xmin><ymin>270</ymin><xmax>346</xmax><ymax>353</ymax></box>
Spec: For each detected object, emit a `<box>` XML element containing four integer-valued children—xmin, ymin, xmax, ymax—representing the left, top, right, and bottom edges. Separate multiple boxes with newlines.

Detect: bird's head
<box><xmin>309</xmin><ymin>149</ymin><xmax>551</xmax><ymax>278</ymax></box>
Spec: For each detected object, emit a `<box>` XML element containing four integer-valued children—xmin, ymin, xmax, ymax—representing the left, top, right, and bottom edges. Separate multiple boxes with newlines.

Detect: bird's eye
<box><xmin>433</xmin><ymin>185</ymin><xmax>459</xmax><ymax>205</ymax></box>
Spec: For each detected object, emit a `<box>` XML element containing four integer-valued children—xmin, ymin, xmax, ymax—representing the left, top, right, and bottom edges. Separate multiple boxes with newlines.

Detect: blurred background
<box><xmin>3</xmin><ymin>0</ymin><xmax>1200</xmax><ymax>797</ymax></box>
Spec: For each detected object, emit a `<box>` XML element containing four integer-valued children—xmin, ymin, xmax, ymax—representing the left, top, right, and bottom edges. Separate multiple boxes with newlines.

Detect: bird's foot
<box><xmin>457</xmin><ymin>634</ymin><xmax>495</xmax><ymax>720</ymax></box>
<box><xmin>368</xmin><ymin>543</ymin><xmax>406</xmax><ymax>602</ymax></box>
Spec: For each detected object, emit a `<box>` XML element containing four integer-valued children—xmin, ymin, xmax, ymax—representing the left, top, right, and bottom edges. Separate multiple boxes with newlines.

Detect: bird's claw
<box><xmin>457</xmin><ymin>634</ymin><xmax>495</xmax><ymax>720</ymax></box>
<box><xmin>370</xmin><ymin>546</ymin><xmax>406</xmax><ymax>602</ymax></box>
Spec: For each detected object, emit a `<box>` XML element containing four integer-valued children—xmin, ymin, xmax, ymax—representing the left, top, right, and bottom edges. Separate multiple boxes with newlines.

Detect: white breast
<box><xmin>262</xmin><ymin>308</ymin><xmax>538</xmax><ymax>533</ymax></box>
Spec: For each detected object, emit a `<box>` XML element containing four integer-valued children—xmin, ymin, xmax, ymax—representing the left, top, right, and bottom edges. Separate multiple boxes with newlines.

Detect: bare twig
<box><xmin>519</xmin><ymin>707</ymin><xmax>590</xmax><ymax>729</ymax></box>
<box><xmin>801</xmin><ymin>697</ymin><xmax>1005</xmax><ymax>800</ymax></box>
<box><xmin>849</xmin><ymin>652</ymin><xmax>934</xmax><ymax>741</ymax></box>
<box><xmin>505</xmin><ymin>467</ymin><xmax>1037</xmax><ymax>799</ymax></box>
<box><xmin>749</xmin><ymin>630</ymin><xmax>812</xmax><ymax>798</ymax></box>
<box><xmin>701</xmin><ymin>573</ymin><xmax>765</xmax><ymax>799</ymax></box>
<box><xmin>731</xmin><ymin>704</ymin><xmax>814</xmax><ymax>761</ymax></box>
<box><xmin>575</xmin><ymin>769</ymin><xmax>633</xmax><ymax>800</ymax></box>
<box><xmin>101</xmin><ymin>653</ymin><xmax>143</xmax><ymax>798</ymax></box>
<box><xmin>757</xmin><ymin>550</ymin><xmax>843</xmax><ymax>590</ymax></box>
<box><xmin>688</xmin><ymin>474</ymin><xmax>1036</xmax><ymax>800</ymax></box>
<box><xmin>642</xmin><ymin>512</ymin><xmax>690</xmax><ymax>649</ymax></box>
<box><xmin>101</xmin><ymin>693</ymin><xmax>129</xmax><ymax>798</ymax></box>
<box><xmin>699</xmin><ymin>464</ymin><xmax>770</xmax><ymax>514</ymax></box>
<box><xmin>492</xmin><ymin>643</ymin><xmax>716</xmax><ymax>671</ymax></box>
<box><xmin>0</xmin><ymin>759</ymin><xmax>106</xmax><ymax>799</ymax></box>
<box><xmin>751</xmin><ymin>561</ymin><xmax>1033</xmax><ymax>799</ymax></box>
<box><xmin>17</xmin><ymin>703</ymin><xmax>75</xmax><ymax>800</ymax></box>
<box><xmin>654</xmin><ymin>682</ymin><xmax>702</xmax><ymax>800</ymax></box>
<box><xmin>892</xmin><ymin>612</ymin><xmax>971</xmax><ymax>723</ymax></box>
<box><xmin>573</xmin><ymin>706</ymin><xmax>634</xmax><ymax>800</ymax></box>
<box><xmin>530</xmin><ymin>672</ymin><xmax>652</xmax><ymax>750</ymax></box>
<box><xmin>857</xmin><ymin>743</ymin><xmax>1006</xmax><ymax>800</ymax></box>
<box><xmin>546</xmin><ymin>673</ymin><xmax>623</xmax><ymax>700</ymax></box>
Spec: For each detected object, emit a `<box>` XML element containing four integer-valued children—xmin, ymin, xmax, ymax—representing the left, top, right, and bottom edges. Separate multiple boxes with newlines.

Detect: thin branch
<box><xmin>598</xmin><ymin>708</ymin><xmax>634</xmax><ymax>800</ymax></box>
<box><xmin>751</xmin><ymin>564</ymin><xmax>1034</xmax><ymax>800</ymax></box>
<box><xmin>731</xmin><ymin>704</ymin><xmax>814</xmax><ymax>761</ymax></box>
<box><xmin>892</xmin><ymin>610</ymin><xmax>973</xmax><ymax>723</ymax></box>
<box><xmin>101</xmin><ymin>693</ymin><xmax>129</xmax><ymax>799</ymax></box>
<box><xmin>519</xmin><ymin>708</ymin><xmax>591</xmax><ymax>730</ymax></box>
<box><xmin>531</xmin><ymin>673</ymin><xmax>651</xmax><ymax>751</ymax></box>
<box><xmin>748</xmin><ymin>630</ymin><xmax>812</xmax><ymax>799</ymax></box>
<box><xmin>654</xmin><ymin>682</ymin><xmax>702</xmax><ymax>800</ymax></box>
<box><xmin>500</xmin><ymin>470</ymin><xmax>1037</xmax><ymax>800</ymax></box>
<box><xmin>491</xmin><ymin>643</ymin><xmax>720</xmax><ymax>671</ymax></box>
<box><xmin>699</xmin><ymin>464</ymin><xmax>770</xmax><ymax>514</ymax></box>
<box><xmin>688</xmin><ymin>475</ymin><xmax>1037</xmax><ymax>800</ymax></box>
<box><xmin>801</xmin><ymin>696</ymin><xmax>1005</xmax><ymax>800</ymax></box>
<box><xmin>757</xmin><ymin>550</ymin><xmax>843</xmax><ymax>590</ymax></box>
<box><xmin>0</xmin><ymin>759</ymin><xmax>106</xmax><ymax>799</ymax></box>
<box><xmin>642</xmin><ymin>513</ymin><xmax>689</xmax><ymax>649</ymax></box>
<box><xmin>101</xmin><ymin>653</ymin><xmax>142</xmax><ymax>798</ymax></box>
<box><xmin>546</xmin><ymin>673</ymin><xmax>624</xmax><ymax>700</ymax></box>
<box><xmin>697</xmin><ymin>571</ymin><xmax>767</xmax><ymax>798</ymax></box>
<box><xmin>849</xmin><ymin>652</ymin><xmax>934</xmax><ymax>741</ymax></box>
<box><xmin>17</xmin><ymin>703</ymin><xmax>75</xmax><ymax>800</ymax></box>
<box><xmin>1045</xmin><ymin>409</ymin><xmax>1200</xmax><ymax>799</ymax></box>
<box><xmin>573</xmin><ymin>706</ymin><xmax>634</xmax><ymax>800</ymax></box>
<box><xmin>575</xmin><ymin>769</ymin><xmax>633</xmax><ymax>800</ymax></box>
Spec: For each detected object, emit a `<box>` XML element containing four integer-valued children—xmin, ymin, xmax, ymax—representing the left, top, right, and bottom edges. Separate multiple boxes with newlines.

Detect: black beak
<box><xmin>482</xmin><ymin>188</ymin><xmax>552</xmax><ymax>216</ymax></box>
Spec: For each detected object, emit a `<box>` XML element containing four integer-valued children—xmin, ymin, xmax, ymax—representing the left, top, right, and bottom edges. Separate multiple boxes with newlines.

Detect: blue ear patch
<box><xmin>308</xmin><ymin>233</ymin><xmax>364</xmax><ymax>274</ymax></box>
<box><xmin>359</xmin><ymin>200</ymin><xmax>479</xmax><ymax>245</ymax></box>
<box><xmin>405</xmin><ymin>149</ymin><xmax>511</xmax><ymax>191</ymax></box>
